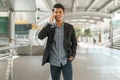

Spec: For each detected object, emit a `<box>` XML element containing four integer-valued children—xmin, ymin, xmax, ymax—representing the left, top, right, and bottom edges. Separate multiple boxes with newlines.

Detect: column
<box><xmin>8</xmin><ymin>11</ymin><xmax>15</xmax><ymax>80</ymax></box>
<box><xmin>9</xmin><ymin>11</ymin><xmax>15</xmax><ymax>45</ymax></box>
<box><xmin>109</xmin><ymin>20</ymin><xmax>113</xmax><ymax>47</ymax></box>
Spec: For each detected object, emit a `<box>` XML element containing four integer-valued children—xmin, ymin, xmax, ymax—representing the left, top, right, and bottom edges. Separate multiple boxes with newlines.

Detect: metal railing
<box><xmin>102</xmin><ymin>28</ymin><xmax>120</xmax><ymax>46</ymax></box>
<box><xmin>0</xmin><ymin>45</ymin><xmax>20</xmax><ymax>80</ymax></box>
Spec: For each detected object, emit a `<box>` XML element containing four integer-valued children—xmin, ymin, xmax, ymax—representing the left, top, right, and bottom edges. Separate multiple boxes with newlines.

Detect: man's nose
<box><xmin>56</xmin><ymin>13</ymin><xmax>60</xmax><ymax>15</ymax></box>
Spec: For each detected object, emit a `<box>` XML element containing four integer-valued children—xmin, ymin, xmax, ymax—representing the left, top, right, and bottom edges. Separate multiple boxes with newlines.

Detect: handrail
<box><xmin>0</xmin><ymin>45</ymin><xmax>20</xmax><ymax>51</ymax></box>
<box><xmin>0</xmin><ymin>52</ymin><xmax>12</xmax><ymax>80</ymax></box>
<box><xmin>101</xmin><ymin>28</ymin><xmax>120</xmax><ymax>46</ymax></box>
<box><xmin>103</xmin><ymin>28</ymin><xmax>120</xmax><ymax>40</ymax></box>
<box><xmin>0</xmin><ymin>45</ymin><xmax>19</xmax><ymax>80</ymax></box>
<box><xmin>0</xmin><ymin>53</ymin><xmax>9</xmax><ymax>58</ymax></box>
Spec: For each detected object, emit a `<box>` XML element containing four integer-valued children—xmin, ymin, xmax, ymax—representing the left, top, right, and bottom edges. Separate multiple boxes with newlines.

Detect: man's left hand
<box><xmin>67</xmin><ymin>56</ymin><xmax>74</xmax><ymax>61</ymax></box>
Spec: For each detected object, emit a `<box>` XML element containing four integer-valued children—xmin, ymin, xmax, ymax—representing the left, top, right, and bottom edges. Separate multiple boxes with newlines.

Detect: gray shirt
<box><xmin>50</xmin><ymin>23</ymin><xmax>67</xmax><ymax>67</ymax></box>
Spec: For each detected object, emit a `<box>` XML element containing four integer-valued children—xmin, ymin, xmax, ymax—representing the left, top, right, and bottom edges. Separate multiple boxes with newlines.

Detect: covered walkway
<box><xmin>12</xmin><ymin>44</ymin><xmax>120</xmax><ymax>80</ymax></box>
<box><xmin>0</xmin><ymin>0</ymin><xmax>120</xmax><ymax>80</ymax></box>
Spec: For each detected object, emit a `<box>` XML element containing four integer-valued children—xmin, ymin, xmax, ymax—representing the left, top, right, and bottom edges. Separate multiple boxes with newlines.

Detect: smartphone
<box><xmin>50</xmin><ymin>14</ymin><xmax>56</xmax><ymax>24</ymax></box>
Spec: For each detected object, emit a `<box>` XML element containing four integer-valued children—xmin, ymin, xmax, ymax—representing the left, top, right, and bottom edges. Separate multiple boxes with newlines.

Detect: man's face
<box><xmin>53</xmin><ymin>8</ymin><xmax>64</xmax><ymax>21</ymax></box>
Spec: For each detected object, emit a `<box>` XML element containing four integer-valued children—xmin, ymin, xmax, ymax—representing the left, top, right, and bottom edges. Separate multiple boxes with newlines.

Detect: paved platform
<box><xmin>13</xmin><ymin>45</ymin><xmax>120</xmax><ymax>80</ymax></box>
<box><xmin>0</xmin><ymin>60</ymin><xmax>8</xmax><ymax>80</ymax></box>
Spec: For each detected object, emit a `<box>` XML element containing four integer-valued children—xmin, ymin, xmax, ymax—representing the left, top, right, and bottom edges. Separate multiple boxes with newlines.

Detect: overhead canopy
<box><xmin>45</xmin><ymin>0</ymin><xmax>120</xmax><ymax>24</ymax></box>
<box><xmin>10</xmin><ymin>0</ymin><xmax>36</xmax><ymax>11</ymax></box>
<box><xmin>0</xmin><ymin>0</ymin><xmax>9</xmax><ymax>11</ymax></box>
<box><xmin>0</xmin><ymin>0</ymin><xmax>50</xmax><ymax>24</ymax></box>
<box><xmin>0</xmin><ymin>0</ymin><xmax>120</xmax><ymax>25</ymax></box>
<box><xmin>0</xmin><ymin>0</ymin><xmax>36</xmax><ymax>12</ymax></box>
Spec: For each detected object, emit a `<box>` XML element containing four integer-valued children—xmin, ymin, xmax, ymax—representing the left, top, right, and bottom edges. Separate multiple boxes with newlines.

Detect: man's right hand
<box><xmin>49</xmin><ymin>14</ymin><xmax>55</xmax><ymax>24</ymax></box>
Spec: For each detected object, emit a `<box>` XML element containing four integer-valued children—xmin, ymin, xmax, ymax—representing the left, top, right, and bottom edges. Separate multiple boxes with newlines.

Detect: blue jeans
<box><xmin>50</xmin><ymin>60</ymin><xmax>72</xmax><ymax>80</ymax></box>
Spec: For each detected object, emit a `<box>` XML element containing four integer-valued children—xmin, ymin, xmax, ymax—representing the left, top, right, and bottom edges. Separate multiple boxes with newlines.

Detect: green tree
<box><xmin>75</xmin><ymin>28</ymin><xmax>83</xmax><ymax>38</ymax></box>
<box><xmin>84</xmin><ymin>28</ymin><xmax>92</xmax><ymax>37</ymax></box>
<box><xmin>75</xmin><ymin>27</ymin><xmax>84</xmax><ymax>42</ymax></box>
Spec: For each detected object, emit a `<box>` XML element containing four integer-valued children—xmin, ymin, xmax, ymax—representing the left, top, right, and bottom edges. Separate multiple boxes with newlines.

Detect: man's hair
<box><xmin>52</xmin><ymin>3</ymin><xmax>65</xmax><ymax>12</ymax></box>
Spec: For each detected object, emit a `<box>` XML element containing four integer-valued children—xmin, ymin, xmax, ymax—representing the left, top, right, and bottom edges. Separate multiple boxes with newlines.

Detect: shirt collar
<box><xmin>54</xmin><ymin>22</ymin><xmax>64</xmax><ymax>29</ymax></box>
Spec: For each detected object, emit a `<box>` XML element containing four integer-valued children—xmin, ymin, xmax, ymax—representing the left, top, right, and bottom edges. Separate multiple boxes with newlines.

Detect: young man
<box><xmin>38</xmin><ymin>3</ymin><xmax>77</xmax><ymax>80</ymax></box>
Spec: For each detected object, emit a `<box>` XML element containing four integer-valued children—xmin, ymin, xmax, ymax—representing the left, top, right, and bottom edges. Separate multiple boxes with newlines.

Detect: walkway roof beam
<box><xmin>65</xmin><ymin>12</ymin><xmax>113</xmax><ymax>18</ymax></box>
<box><xmin>98</xmin><ymin>0</ymin><xmax>114</xmax><ymax>12</ymax></box>
<box><xmin>110</xmin><ymin>6</ymin><xmax>120</xmax><ymax>13</ymax></box>
<box><xmin>1</xmin><ymin>0</ymin><xmax>7</xmax><ymax>7</ymax></box>
<box><xmin>86</xmin><ymin>0</ymin><xmax>99</xmax><ymax>11</ymax></box>
<box><xmin>72</xmin><ymin>0</ymin><xmax>77</xmax><ymax>12</ymax></box>
<box><xmin>46</xmin><ymin>0</ymin><xmax>56</xmax><ymax>10</ymax></box>
<box><xmin>64</xmin><ymin>17</ymin><xmax>102</xmax><ymax>21</ymax></box>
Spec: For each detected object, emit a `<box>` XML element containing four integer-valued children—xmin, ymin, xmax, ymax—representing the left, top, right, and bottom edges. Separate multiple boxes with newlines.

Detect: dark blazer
<box><xmin>38</xmin><ymin>22</ymin><xmax>77</xmax><ymax>65</ymax></box>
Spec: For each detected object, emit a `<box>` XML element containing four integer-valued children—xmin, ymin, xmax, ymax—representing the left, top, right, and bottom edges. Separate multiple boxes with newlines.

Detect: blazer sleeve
<box><xmin>71</xmin><ymin>26</ymin><xmax>77</xmax><ymax>57</ymax></box>
<box><xmin>38</xmin><ymin>23</ymin><xmax>52</xmax><ymax>39</ymax></box>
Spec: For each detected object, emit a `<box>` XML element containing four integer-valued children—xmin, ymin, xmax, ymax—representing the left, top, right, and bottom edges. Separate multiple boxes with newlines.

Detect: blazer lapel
<box><xmin>64</xmin><ymin>23</ymin><xmax>69</xmax><ymax>40</ymax></box>
<box><xmin>51</xmin><ymin>27</ymin><xmax>56</xmax><ymax>38</ymax></box>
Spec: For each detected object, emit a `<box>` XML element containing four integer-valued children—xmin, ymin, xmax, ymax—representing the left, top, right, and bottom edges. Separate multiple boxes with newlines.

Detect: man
<box><xmin>38</xmin><ymin>3</ymin><xmax>77</xmax><ymax>80</ymax></box>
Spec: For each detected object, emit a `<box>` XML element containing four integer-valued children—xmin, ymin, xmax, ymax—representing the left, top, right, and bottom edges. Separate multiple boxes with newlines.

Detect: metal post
<box><xmin>110</xmin><ymin>20</ymin><xmax>113</xmax><ymax>47</ymax></box>
<box><xmin>9</xmin><ymin>10</ymin><xmax>15</xmax><ymax>80</ymax></box>
<box><xmin>30</xmin><ymin>39</ymin><xmax>32</xmax><ymax>56</ymax></box>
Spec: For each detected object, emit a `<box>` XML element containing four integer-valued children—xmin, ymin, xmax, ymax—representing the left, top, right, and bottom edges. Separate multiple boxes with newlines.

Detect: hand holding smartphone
<box><xmin>49</xmin><ymin>14</ymin><xmax>55</xmax><ymax>24</ymax></box>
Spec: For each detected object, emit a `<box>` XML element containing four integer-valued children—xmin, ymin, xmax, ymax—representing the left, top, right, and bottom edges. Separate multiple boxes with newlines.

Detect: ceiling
<box><xmin>50</xmin><ymin>0</ymin><xmax>120</xmax><ymax>25</ymax></box>
<box><xmin>0</xmin><ymin>0</ymin><xmax>120</xmax><ymax>25</ymax></box>
<box><xmin>0</xmin><ymin>0</ymin><xmax>36</xmax><ymax>11</ymax></box>
<box><xmin>39</xmin><ymin>0</ymin><xmax>120</xmax><ymax>25</ymax></box>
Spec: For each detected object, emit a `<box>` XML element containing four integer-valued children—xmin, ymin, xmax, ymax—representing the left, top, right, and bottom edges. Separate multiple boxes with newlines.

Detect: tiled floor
<box><xmin>13</xmin><ymin>45</ymin><xmax>120</xmax><ymax>80</ymax></box>
<box><xmin>74</xmin><ymin>46</ymin><xmax>120</xmax><ymax>80</ymax></box>
<box><xmin>0</xmin><ymin>60</ymin><xmax>8</xmax><ymax>80</ymax></box>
